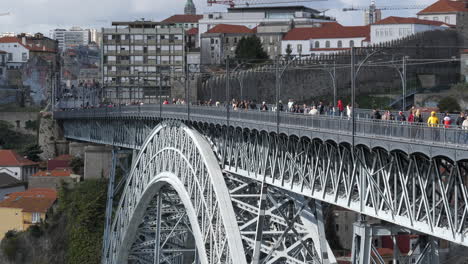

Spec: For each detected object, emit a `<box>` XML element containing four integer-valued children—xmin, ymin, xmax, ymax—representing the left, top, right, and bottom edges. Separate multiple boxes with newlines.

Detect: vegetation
<box><xmin>448</xmin><ymin>82</ymin><xmax>468</xmax><ymax>110</ymax></box>
<box><xmin>20</xmin><ymin>144</ymin><xmax>43</xmax><ymax>162</ymax></box>
<box><xmin>0</xmin><ymin>180</ymin><xmax>107</xmax><ymax>264</ymax></box>
<box><xmin>70</xmin><ymin>157</ymin><xmax>84</xmax><ymax>175</ymax></box>
<box><xmin>61</xmin><ymin>180</ymin><xmax>107</xmax><ymax>264</ymax></box>
<box><xmin>235</xmin><ymin>35</ymin><xmax>268</xmax><ymax>62</ymax></box>
<box><xmin>24</xmin><ymin>119</ymin><xmax>39</xmax><ymax>131</ymax></box>
<box><xmin>438</xmin><ymin>96</ymin><xmax>461</xmax><ymax>112</ymax></box>
<box><xmin>0</xmin><ymin>121</ymin><xmax>37</xmax><ymax>151</ymax></box>
<box><xmin>0</xmin><ymin>104</ymin><xmax>41</xmax><ymax>112</ymax></box>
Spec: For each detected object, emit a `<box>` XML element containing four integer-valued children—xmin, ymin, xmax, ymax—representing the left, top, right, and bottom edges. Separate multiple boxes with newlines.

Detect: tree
<box><xmin>285</xmin><ymin>44</ymin><xmax>293</xmax><ymax>59</ymax></box>
<box><xmin>20</xmin><ymin>144</ymin><xmax>43</xmax><ymax>162</ymax></box>
<box><xmin>438</xmin><ymin>96</ymin><xmax>461</xmax><ymax>113</ymax></box>
<box><xmin>70</xmin><ymin>157</ymin><xmax>84</xmax><ymax>175</ymax></box>
<box><xmin>234</xmin><ymin>35</ymin><xmax>268</xmax><ymax>62</ymax></box>
<box><xmin>449</xmin><ymin>82</ymin><xmax>468</xmax><ymax>110</ymax></box>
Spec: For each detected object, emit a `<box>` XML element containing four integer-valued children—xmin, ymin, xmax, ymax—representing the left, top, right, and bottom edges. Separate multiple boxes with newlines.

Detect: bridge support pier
<box><xmin>351</xmin><ymin>222</ymin><xmax>440</xmax><ymax>264</ymax></box>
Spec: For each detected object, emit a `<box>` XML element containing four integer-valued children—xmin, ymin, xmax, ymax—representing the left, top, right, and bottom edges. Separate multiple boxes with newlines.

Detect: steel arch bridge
<box><xmin>54</xmin><ymin>105</ymin><xmax>468</xmax><ymax>264</ymax></box>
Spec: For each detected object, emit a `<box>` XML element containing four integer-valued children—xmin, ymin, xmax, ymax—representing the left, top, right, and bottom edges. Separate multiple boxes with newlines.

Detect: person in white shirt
<box><xmin>309</xmin><ymin>106</ymin><xmax>318</xmax><ymax>115</ymax></box>
<box><xmin>346</xmin><ymin>104</ymin><xmax>352</xmax><ymax>119</ymax></box>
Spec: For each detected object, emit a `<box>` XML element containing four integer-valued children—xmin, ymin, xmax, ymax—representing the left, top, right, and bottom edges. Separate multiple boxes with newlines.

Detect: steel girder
<box><xmin>102</xmin><ymin>121</ymin><xmax>246</xmax><ymax>264</ymax></box>
<box><xmin>61</xmin><ymin>118</ymin><xmax>468</xmax><ymax>247</ymax></box>
<box><xmin>200</xmin><ymin>125</ymin><xmax>468</xmax><ymax>247</ymax></box>
<box><xmin>225</xmin><ymin>173</ymin><xmax>337</xmax><ymax>264</ymax></box>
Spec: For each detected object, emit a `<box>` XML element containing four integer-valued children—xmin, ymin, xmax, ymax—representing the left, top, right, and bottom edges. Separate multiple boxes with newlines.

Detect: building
<box><xmin>198</xmin><ymin>6</ymin><xmax>335</xmax><ymax>38</ymax></box>
<box><xmin>201</xmin><ymin>24</ymin><xmax>255</xmax><ymax>64</ymax></box>
<box><xmin>364</xmin><ymin>8</ymin><xmax>382</xmax><ymax>25</ymax></box>
<box><xmin>0</xmin><ymin>150</ymin><xmax>38</xmax><ymax>182</ymax></box>
<box><xmin>0</xmin><ymin>188</ymin><xmax>56</xmax><ymax>239</ymax></box>
<box><xmin>50</xmin><ymin>27</ymin><xmax>90</xmax><ymax>50</ymax></box>
<box><xmin>30</xmin><ymin>168</ymin><xmax>80</xmax><ymax>189</ymax></box>
<box><xmin>281</xmin><ymin>22</ymin><xmax>370</xmax><ymax>56</ymax></box>
<box><xmin>256</xmin><ymin>22</ymin><xmax>294</xmax><ymax>58</ymax></box>
<box><xmin>0</xmin><ymin>173</ymin><xmax>26</xmax><ymax>201</ymax></box>
<box><xmin>102</xmin><ymin>20</ymin><xmax>185</xmax><ymax>103</ymax></box>
<box><xmin>417</xmin><ymin>0</ymin><xmax>468</xmax><ymax>26</ymax></box>
<box><xmin>370</xmin><ymin>16</ymin><xmax>451</xmax><ymax>44</ymax></box>
<box><xmin>89</xmin><ymin>28</ymin><xmax>102</xmax><ymax>45</ymax></box>
<box><xmin>184</xmin><ymin>0</ymin><xmax>197</xmax><ymax>15</ymax></box>
<box><xmin>0</xmin><ymin>35</ymin><xmax>58</xmax><ymax>69</ymax></box>
<box><xmin>0</xmin><ymin>50</ymin><xmax>6</xmax><ymax>80</ymax></box>
<box><xmin>161</xmin><ymin>14</ymin><xmax>203</xmax><ymax>49</ymax></box>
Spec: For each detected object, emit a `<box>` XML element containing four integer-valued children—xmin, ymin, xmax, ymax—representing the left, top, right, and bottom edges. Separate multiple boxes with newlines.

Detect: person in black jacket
<box><xmin>456</xmin><ymin>112</ymin><xmax>466</xmax><ymax>128</ymax></box>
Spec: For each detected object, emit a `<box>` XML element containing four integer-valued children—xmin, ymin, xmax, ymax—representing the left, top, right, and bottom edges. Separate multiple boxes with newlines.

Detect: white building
<box><xmin>0</xmin><ymin>36</ymin><xmax>31</xmax><ymax>68</ymax></box>
<box><xmin>371</xmin><ymin>16</ymin><xmax>451</xmax><ymax>44</ymax></box>
<box><xmin>0</xmin><ymin>150</ymin><xmax>38</xmax><ymax>182</ymax></box>
<box><xmin>199</xmin><ymin>6</ymin><xmax>334</xmax><ymax>39</ymax></box>
<box><xmin>50</xmin><ymin>27</ymin><xmax>90</xmax><ymax>50</ymax></box>
<box><xmin>281</xmin><ymin>22</ymin><xmax>370</xmax><ymax>56</ymax></box>
<box><xmin>417</xmin><ymin>0</ymin><xmax>467</xmax><ymax>26</ymax></box>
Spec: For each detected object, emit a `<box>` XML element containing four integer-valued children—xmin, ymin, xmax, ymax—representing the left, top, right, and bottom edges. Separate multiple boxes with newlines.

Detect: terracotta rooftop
<box><xmin>186</xmin><ymin>28</ymin><xmax>199</xmax><ymax>35</ymax></box>
<box><xmin>33</xmin><ymin>168</ymin><xmax>72</xmax><ymax>177</ymax></box>
<box><xmin>0</xmin><ymin>37</ymin><xmax>56</xmax><ymax>53</ymax></box>
<box><xmin>418</xmin><ymin>0</ymin><xmax>468</xmax><ymax>14</ymax></box>
<box><xmin>0</xmin><ymin>188</ymin><xmax>57</xmax><ymax>213</ymax></box>
<box><xmin>162</xmin><ymin>14</ymin><xmax>203</xmax><ymax>23</ymax></box>
<box><xmin>206</xmin><ymin>24</ymin><xmax>254</xmax><ymax>34</ymax></box>
<box><xmin>0</xmin><ymin>150</ymin><xmax>38</xmax><ymax>167</ymax></box>
<box><xmin>283</xmin><ymin>22</ymin><xmax>369</xmax><ymax>41</ymax></box>
<box><xmin>374</xmin><ymin>16</ymin><xmax>451</xmax><ymax>26</ymax></box>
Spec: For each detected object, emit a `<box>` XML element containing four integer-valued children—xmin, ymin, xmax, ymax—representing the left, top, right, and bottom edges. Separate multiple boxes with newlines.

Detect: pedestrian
<box><xmin>407</xmin><ymin>110</ymin><xmax>415</xmax><ymax>123</ymax></box>
<box><xmin>463</xmin><ymin>118</ymin><xmax>468</xmax><ymax>143</ymax></box>
<box><xmin>337</xmin><ymin>99</ymin><xmax>344</xmax><ymax>116</ymax></box>
<box><xmin>414</xmin><ymin>109</ymin><xmax>423</xmax><ymax>123</ymax></box>
<box><xmin>397</xmin><ymin>111</ymin><xmax>406</xmax><ymax>122</ymax></box>
<box><xmin>443</xmin><ymin>112</ymin><xmax>452</xmax><ymax>128</ymax></box>
<box><xmin>260</xmin><ymin>102</ymin><xmax>268</xmax><ymax>111</ymax></box>
<box><xmin>309</xmin><ymin>106</ymin><xmax>318</xmax><ymax>115</ymax></box>
<box><xmin>427</xmin><ymin>111</ymin><xmax>439</xmax><ymax>127</ymax></box>
<box><xmin>288</xmin><ymin>99</ymin><xmax>294</xmax><ymax>112</ymax></box>
<box><xmin>318</xmin><ymin>101</ymin><xmax>325</xmax><ymax>115</ymax></box>
<box><xmin>346</xmin><ymin>104</ymin><xmax>352</xmax><ymax>119</ymax></box>
<box><xmin>372</xmin><ymin>109</ymin><xmax>382</xmax><ymax>120</ymax></box>
<box><xmin>278</xmin><ymin>100</ymin><xmax>284</xmax><ymax>111</ymax></box>
<box><xmin>456</xmin><ymin>112</ymin><xmax>465</xmax><ymax>128</ymax></box>
<box><xmin>382</xmin><ymin>111</ymin><xmax>389</xmax><ymax>121</ymax></box>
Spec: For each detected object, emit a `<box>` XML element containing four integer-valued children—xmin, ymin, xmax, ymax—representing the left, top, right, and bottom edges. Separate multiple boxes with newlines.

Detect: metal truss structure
<box><xmin>55</xmin><ymin>109</ymin><xmax>468</xmax><ymax>263</ymax></box>
<box><xmin>102</xmin><ymin>121</ymin><xmax>245</xmax><ymax>264</ymax></box>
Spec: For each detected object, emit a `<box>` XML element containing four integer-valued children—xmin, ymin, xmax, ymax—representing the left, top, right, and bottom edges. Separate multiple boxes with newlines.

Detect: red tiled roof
<box><xmin>33</xmin><ymin>168</ymin><xmax>72</xmax><ymax>177</ymax></box>
<box><xmin>311</xmin><ymin>48</ymin><xmax>351</xmax><ymax>51</ymax></box>
<box><xmin>0</xmin><ymin>188</ymin><xmax>57</xmax><ymax>213</ymax></box>
<box><xmin>162</xmin><ymin>14</ymin><xmax>203</xmax><ymax>23</ymax></box>
<box><xmin>206</xmin><ymin>24</ymin><xmax>255</xmax><ymax>34</ymax></box>
<box><xmin>0</xmin><ymin>37</ymin><xmax>56</xmax><ymax>53</ymax></box>
<box><xmin>283</xmin><ymin>22</ymin><xmax>369</xmax><ymax>40</ymax></box>
<box><xmin>418</xmin><ymin>0</ymin><xmax>468</xmax><ymax>14</ymax></box>
<box><xmin>0</xmin><ymin>150</ymin><xmax>38</xmax><ymax>167</ymax></box>
<box><xmin>186</xmin><ymin>28</ymin><xmax>199</xmax><ymax>35</ymax></box>
<box><xmin>374</xmin><ymin>16</ymin><xmax>450</xmax><ymax>26</ymax></box>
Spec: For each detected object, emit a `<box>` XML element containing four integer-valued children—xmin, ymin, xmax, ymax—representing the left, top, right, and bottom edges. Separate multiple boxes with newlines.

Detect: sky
<box><xmin>0</xmin><ymin>0</ymin><xmax>438</xmax><ymax>35</ymax></box>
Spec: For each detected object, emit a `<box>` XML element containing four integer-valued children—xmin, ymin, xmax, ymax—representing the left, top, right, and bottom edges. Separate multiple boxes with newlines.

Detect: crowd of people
<box><xmin>68</xmin><ymin>97</ymin><xmax>468</xmax><ymax>131</ymax></box>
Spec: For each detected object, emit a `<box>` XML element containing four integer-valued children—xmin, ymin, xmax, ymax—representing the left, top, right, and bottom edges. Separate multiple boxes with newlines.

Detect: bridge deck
<box><xmin>54</xmin><ymin>104</ymin><xmax>468</xmax><ymax>160</ymax></box>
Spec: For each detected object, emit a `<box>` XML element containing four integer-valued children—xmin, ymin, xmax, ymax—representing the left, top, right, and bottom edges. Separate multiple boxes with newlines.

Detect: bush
<box><xmin>28</xmin><ymin>225</ymin><xmax>43</xmax><ymax>238</ymax></box>
<box><xmin>2</xmin><ymin>232</ymin><xmax>19</xmax><ymax>261</ymax></box>
<box><xmin>438</xmin><ymin>96</ymin><xmax>461</xmax><ymax>112</ymax></box>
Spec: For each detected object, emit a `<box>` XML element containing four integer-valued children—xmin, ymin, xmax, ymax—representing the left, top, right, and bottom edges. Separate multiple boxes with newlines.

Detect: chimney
<box><xmin>21</xmin><ymin>36</ymin><xmax>26</xmax><ymax>45</ymax></box>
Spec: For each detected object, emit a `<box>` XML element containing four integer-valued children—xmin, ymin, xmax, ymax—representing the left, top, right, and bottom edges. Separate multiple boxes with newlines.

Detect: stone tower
<box><xmin>184</xmin><ymin>0</ymin><xmax>196</xmax><ymax>15</ymax></box>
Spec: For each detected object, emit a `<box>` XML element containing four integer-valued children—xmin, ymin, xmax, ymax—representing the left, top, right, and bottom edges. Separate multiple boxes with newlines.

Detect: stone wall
<box><xmin>83</xmin><ymin>145</ymin><xmax>112</xmax><ymax>180</ymax></box>
<box><xmin>0</xmin><ymin>111</ymin><xmax>39</xmax><ymax>135</ymax></box>
<box><xmin>198</xmin><ymin>30</ymin><xmax>460</xmax><ymax>105</ymax></box>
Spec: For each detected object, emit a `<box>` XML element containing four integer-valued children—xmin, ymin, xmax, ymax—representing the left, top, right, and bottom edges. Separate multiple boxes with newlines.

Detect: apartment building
<box><xmin>102</xmin><ymin>20</ymin><xmax>185</xmax><ymax>103</ymax></box>
<box><xmin>50</xmin><ymin>27</ymin><xmax>90</xmax><ymax>50</ymax></box>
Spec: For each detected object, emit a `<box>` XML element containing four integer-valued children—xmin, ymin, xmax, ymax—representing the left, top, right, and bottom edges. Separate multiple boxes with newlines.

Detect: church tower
<box><xmin>184</xmin><ymin>0</ymin><xmax>196</xmax><ymax>15</ymax></box>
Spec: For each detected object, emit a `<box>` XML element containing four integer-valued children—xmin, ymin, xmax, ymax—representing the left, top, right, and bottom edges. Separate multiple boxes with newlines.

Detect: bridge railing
<box><xmin>54</xmin><ymin>105</ymin><xmax>468</xmax><ymax>148</ymax></box>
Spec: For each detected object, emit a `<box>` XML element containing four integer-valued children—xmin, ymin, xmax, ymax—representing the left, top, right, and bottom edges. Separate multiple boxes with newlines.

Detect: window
<box><xmin>234</xmin><ymin>38</ymin><xmax>237</xmax><ymax>43</ymax></box>
<box><xmin>424</xmin><ymin>17</ymin><xmax>429</xmax><ymax>20</ymax></box>
<box><xmin>226</xmin><ymin>37</ymin><xmax>229</xmax><ymax>43</ymax></box>
<box><xmin>433</xmin><ymin>17</ymin><xmax>438</xmax><ymax>21</ymax></box>
<box><xmin>337</xmin><ymin>40</ymin><xmax>342</xmax><ymax>48</ymax></box>
<box><xmin>297</xmin><ymin>44</ymin><xmax>302</xmax><ymax>53</ymax></box>
<box><xmin>445</xmin><ymin>16</ymin><xmax>450</xmax><ymax>23</ymax></box>
<box><xmin>210</xmin><ymin>38</ymin><xmax>214</xmax><ymax>44</ymax></box>
<box><xmin>349</xmin><ymin>40</ymin><xmax>355</xmax><ymax>47</ymax></box>
<box><xmin>336</xmin><ymin>224</ymin><xmax>339</xmax><ymax>231</ymax></box>
<box><xmin>7</xmin><ymin>53</ymin><xmax>12</xmax><ymax>61</ymax></box>
<box><xmin>314</xmin><ymin>41</ymin><xmax>320</xmax><ymax>48</ymax></box>
<box><xmin>325</xmin><ymin>41</ymin><xmax>330</xmax><ymax>48</ymax></box>
<box><xmin>32</xmin><ymin>212</ymin><xmax>41</xmax><ymax>223</ymax></box>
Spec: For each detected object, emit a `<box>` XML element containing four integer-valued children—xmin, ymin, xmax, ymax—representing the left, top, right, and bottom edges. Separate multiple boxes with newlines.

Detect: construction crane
<box><xmin>343</xmin><ymin>0</ymin><xmax>426</xmax><ymax>25</ymax></box>
<box><xmin>208</xmin><ymin>0</ymin><xmax>326</xmax><ymax>8</ymax></box>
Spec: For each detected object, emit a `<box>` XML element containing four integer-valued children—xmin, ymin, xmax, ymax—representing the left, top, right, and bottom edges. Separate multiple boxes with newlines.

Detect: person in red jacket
<box><xmin>337</xmin><ymin>99</ymin><xmax>344</xmax><ymax>117</ymax></box>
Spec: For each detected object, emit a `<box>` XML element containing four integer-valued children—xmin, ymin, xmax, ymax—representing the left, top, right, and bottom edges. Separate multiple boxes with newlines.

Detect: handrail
<box><xmin>54</xmin><ymin>104</ymin><xmax>468</xmax><ymax>149</ymax></box>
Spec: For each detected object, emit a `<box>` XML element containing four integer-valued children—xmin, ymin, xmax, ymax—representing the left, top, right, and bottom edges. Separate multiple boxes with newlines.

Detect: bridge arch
<box><xmin>103</xmin><ymin>121</ymin><xmax>246</xmax><ymax>264</ymax></box>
